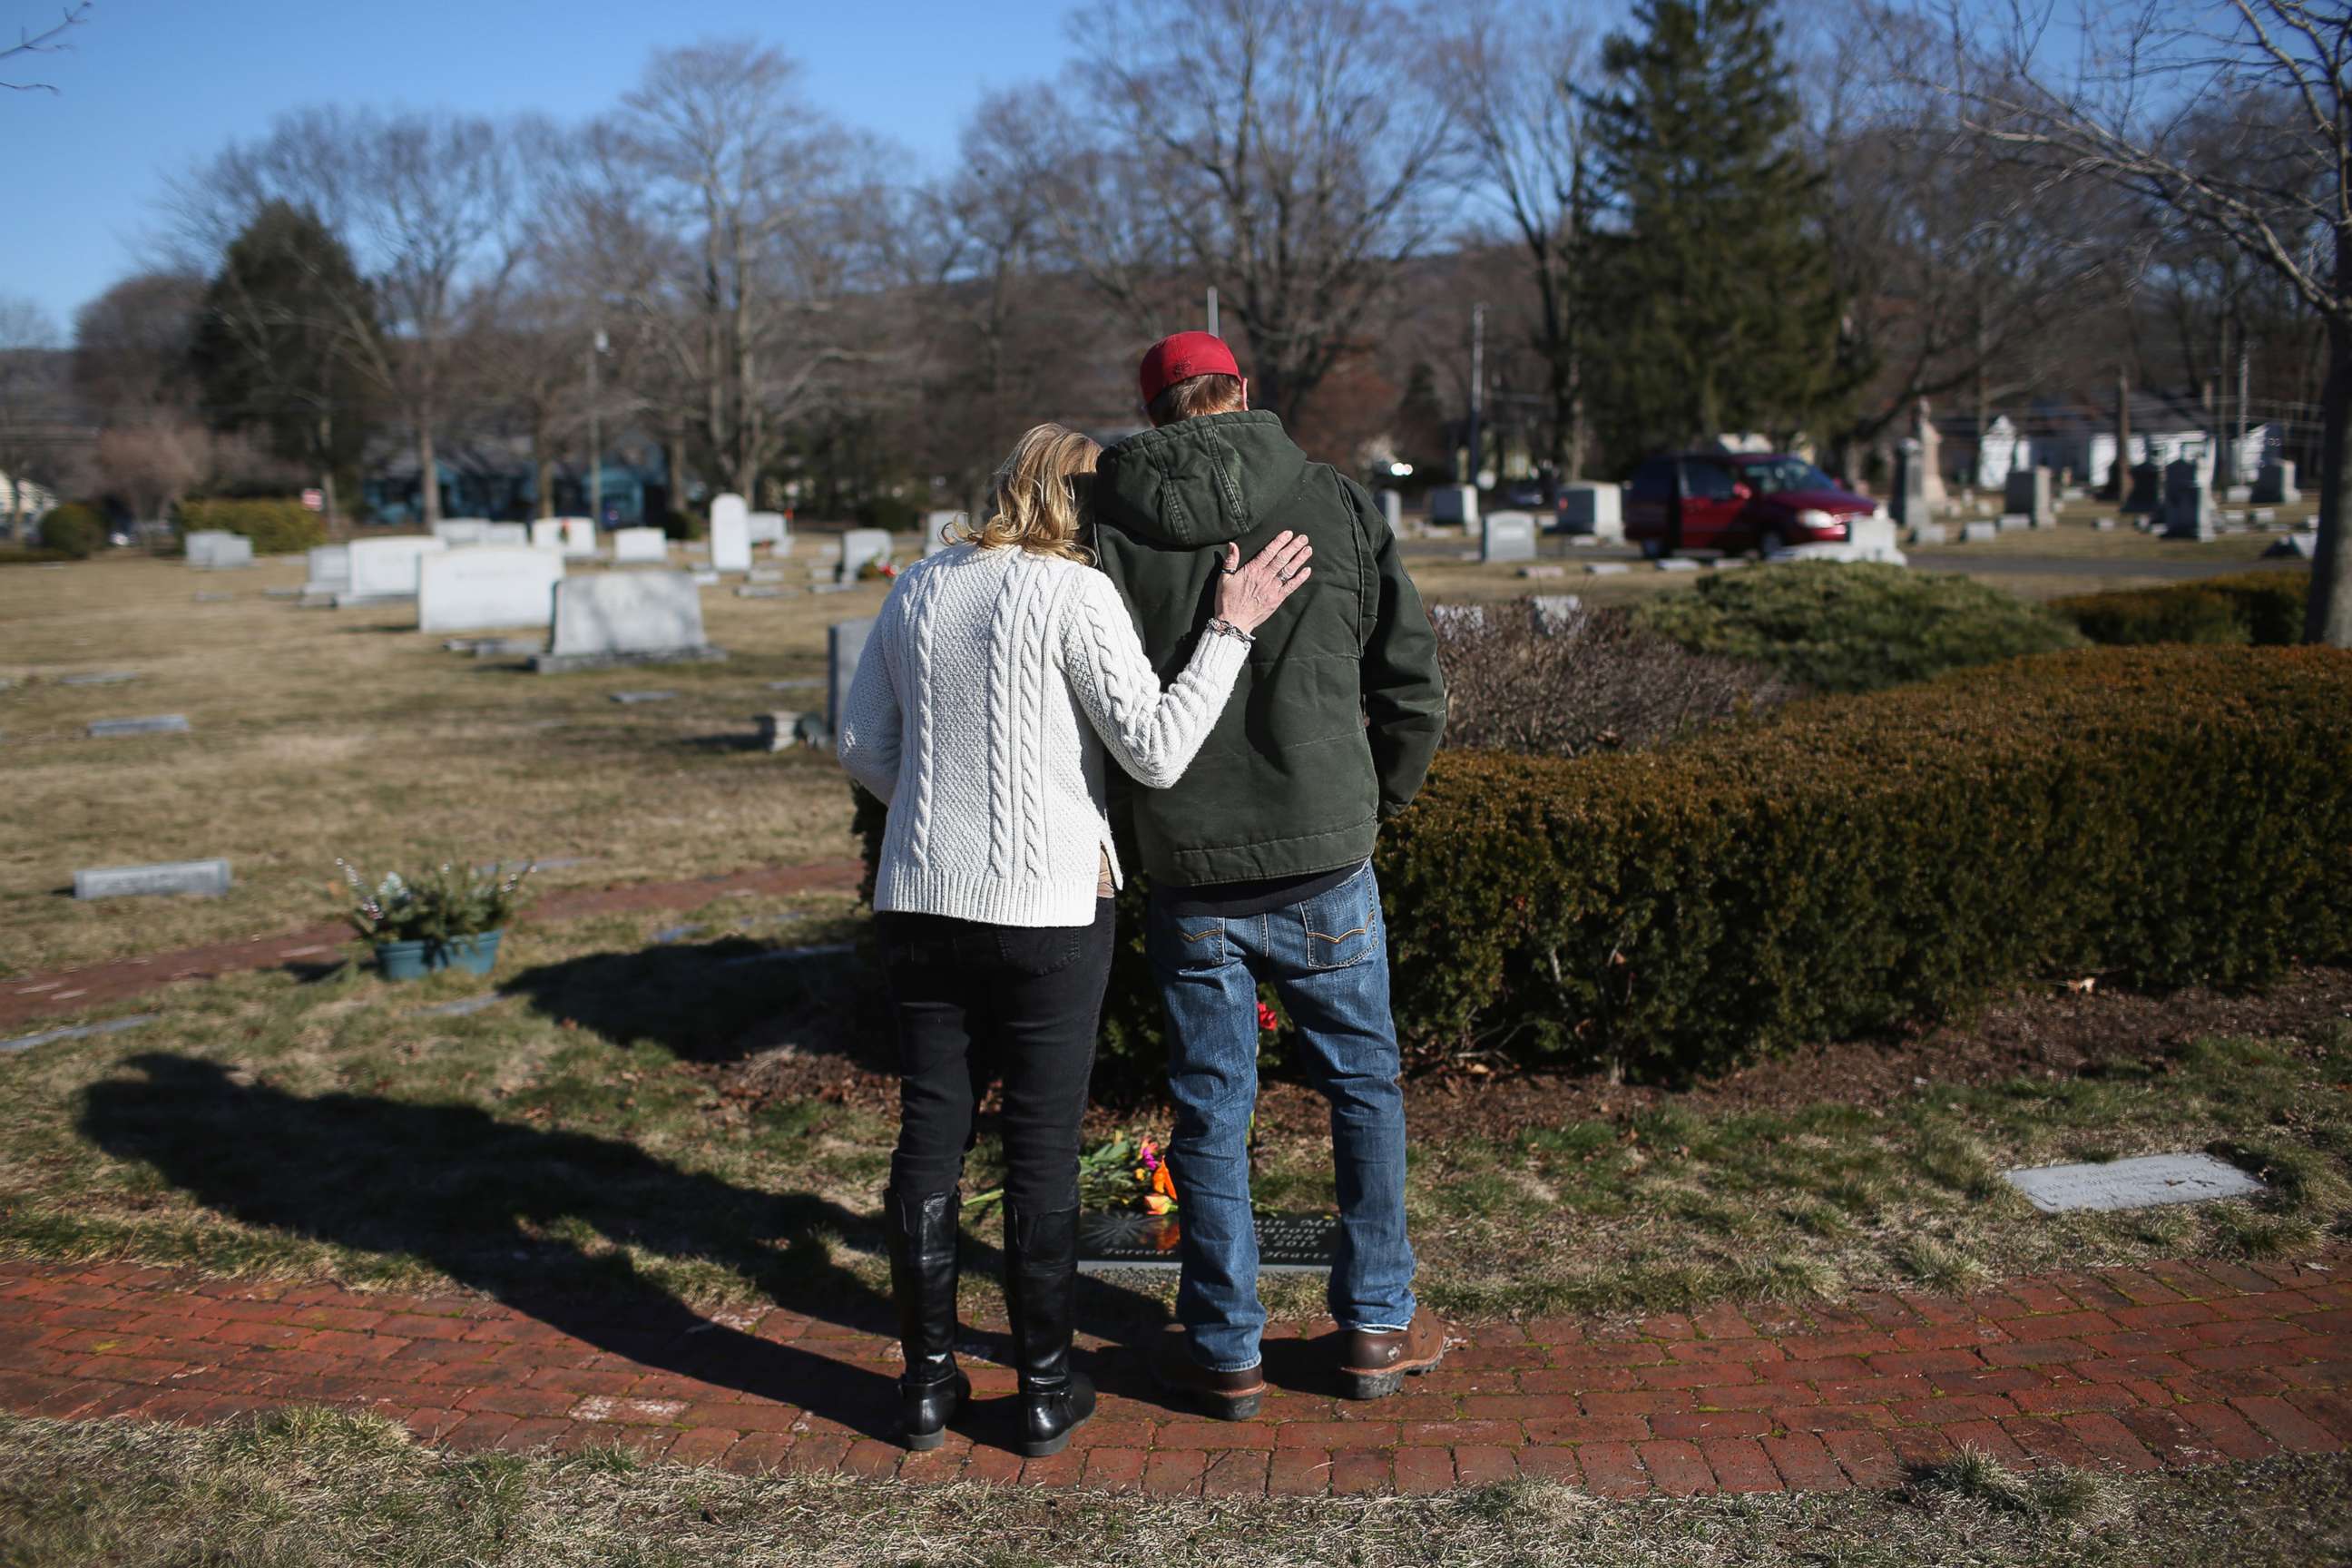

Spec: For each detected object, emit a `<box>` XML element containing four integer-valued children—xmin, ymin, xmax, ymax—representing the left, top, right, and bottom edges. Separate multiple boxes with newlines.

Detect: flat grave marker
<box><xmin>2003</xmin><ymin>1152</ymin><xmax>2264</xmax><ymax>1214</ymax></box>
<box><xmin>1077</xmin><ymin>1212</ymin><xmax>1338</xmax><ymax>1273</ymax></box>
<box><xmin>610</xmin><ymin>691</ymin><xmax>676</xmax><ymax>704</ymax></box>
<box><xmin>74</xmin><ymin>858</ymin><xmax>231</xmax><ymax>900</ymax></box>
<box><xmin>87</xmin><ymin>715</ymin><xmax>189</xmax><ymax>739</ymax></box>
<box><xmin>0</xmin><ymin>1014</ymin><xmax>160</xmax><ymax>1054</ymax></box>
<box><xmin>57</xmin><ymin>671</ymin><xmax>138</xmax><ymax>687</ymax></box>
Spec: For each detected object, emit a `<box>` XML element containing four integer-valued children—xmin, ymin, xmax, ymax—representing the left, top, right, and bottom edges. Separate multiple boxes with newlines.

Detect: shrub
<box><xmin>1633</xmin><ymin>562</ymin><xmax>2084</xmax><ymax>693</ymax></box>
<box><xmin>176</xmin><ymin>497</ymin><xmax>324</xmax><ymax>555</ymax></box>
<box><xmin>855</xmin><ymin>646</ymin><xmax>2352</xmax><ymax>1088</ymax></box>
<box><xmin>662</xmin><ymin>508</ymin><xmax>705</xmax><ymax>542</ymax></box>
<box><xmin>1434</xmin><ymin>602</ymin><xmax>1798</xmax><ymax>758</ymax></box>
<box><xmin>36</xmin><ymin>503</ymin><xmax>107</xmax><ymax>559</ymax></box>
<box><xmin>2054</xmin><ymin>571</ymin><xmax>2310</xmax><ymax>647</ymax></box>
<box><xmin>858</xmin><ymin>494</ymin><xmax>920</xmax><ymax>534</ymax></box>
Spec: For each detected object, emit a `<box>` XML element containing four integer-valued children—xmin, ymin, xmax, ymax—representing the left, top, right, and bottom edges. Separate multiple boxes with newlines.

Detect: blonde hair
<box><xmin>953</xmin><ymin>423</ymin><xmax>1099</xmax><ymax>563</ymax></box>
<box><xmin>1148</xmin><ymin>373</ymin><xmax>1247</xmax><ymax>427</ymax></box>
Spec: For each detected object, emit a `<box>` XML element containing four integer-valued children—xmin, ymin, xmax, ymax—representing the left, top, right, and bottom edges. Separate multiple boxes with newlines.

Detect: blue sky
<box><xmin>5</xmin><ymin>0</ymin><xmax>1086</xmax><ymax>333</ymax></box>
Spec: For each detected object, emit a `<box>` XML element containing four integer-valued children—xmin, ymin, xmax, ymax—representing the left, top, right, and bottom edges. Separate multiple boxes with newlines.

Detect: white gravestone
<box><xmin>304</xmin><ymin>545</ymin><xmax>350</xmax><ymax>596</ymax></box>
<box><xmin>2002</xmin><ymin>1152</ymin><xmax>2264</xmax><ymax>1214</ymax></box>
<box><xmin>417</xmin><ymin>546</ymin><xmax>564</xmax><ymax>633</ymax></box>
<box><xmin>611</xmin><ymin>527</ymin><xmax>669</xmax><ymax>564</ymax></box>
<box><xmin>828</xmin><ymin>616</ymin><xmax>877</xmax><ymax>739</ymax></box>
<box><xmin>710</xmin><ymin>509</ymin><xmax>752</xmax><ymax>573</ymax></box>
<box><xmin>924</xmin><ymin>511</ymin><xmax>966</xmax><ymax>558</ymax></box>
<box><xmin>74</xmin><ymin>858</ymin><xmax>231</xmax><ymax>899</ymax></box>
<box><xmin>1557</xmin><ymin>484</ymin><xmax>1624</xmax><ymax>542</ymax></box>
<box><xmin>432</xmin><ymin>518</ymin><xmax>491</xmax><ymax>547</ymax></box>
<box><xmin>530</xmin><ymin>519</ymin><xmax>564</xmax><ymax>552</ymax></box>
<box><xmin>341</xmin><ymin>537</ymin><xmax>448</xmax><ymax>603</ymax></box>
<box><xmin>838</xmin><ymin>529</ymin><xmax>892</xmax><ymax>583</ymax></box>
<box><xmin>1529</xmin><ymin>594</ymin><xmax>1583</xmax><ymax>635</ymax></box>
<box><xmin>1481</xmin><ymin>511</ymin><xmax>1538</xmax><ymax>564</ymax></box>
<box><xmin>1428</xmin><ymin>485</ymin><xmax>1479</xmax><ymax>527</ymax></box>
<box><xmin>556</xmin><ymin>518</ymin><xmax>598</xmax><ymax>559</ymax></box>
<box><xmin>747</xmin><ymin>511</ymin><xmax>790</xmax><ymax>552</ymax></box>
<box><xmin>185</xmin><ymin>531</ymin><xmax>254</xmax><ymax>570</ymax></box>
<box><xmin>482</xmin><ymin>522</ymin><xmax>528</xmax><ymax>545</ymax></box>
<box><xmin>2162</xmin><ymin>460</ymin><xmax>2217</xmax><ymax>540</ymax></box>
<box><xmin>534</xmin><ymin>572</ymin><xmax>722</xmax><ymax>672</ymax></box>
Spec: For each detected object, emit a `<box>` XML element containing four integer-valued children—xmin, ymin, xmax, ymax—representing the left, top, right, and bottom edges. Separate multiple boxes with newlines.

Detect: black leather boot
<box><xmin>1004</xmin><ymin>1201</ymin><xmax>1095</xmax><ymax>1457</ymax></box>
<box><xmin>884</xmin><ymin>1186</ymin><xmax>968</xmax><ymax>1450</ymax></box>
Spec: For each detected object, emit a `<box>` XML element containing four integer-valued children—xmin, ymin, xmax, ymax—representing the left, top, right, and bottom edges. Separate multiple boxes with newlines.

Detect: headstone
<box><xmin>1911</xmin><ymin>523</ymin><xmax>1948</xmax><ymax>545</ymax></box>
<box><xmin>828</xmin><ymin>616</ymin><xmax>877</xmax><ymax>736</ymax></box>
<box><xmin>2254</xmin><ymin>462</ymin><xmax>2299</xmax><ymax>505</ymax></box>
<box><xmin>1891</xmin><ymin>438</ymin><xmax>1928</xmax><ymax>537</ymax></box>
<box><xmin>74</xmin><ymin>858</ymin><xmax>230</xmax><ymax>899</ymax></box>
<box><xmin>1427</xmin><ymin>485</ymin><xmax>1478</xmax><ymax>527</ymax></box>
<box><xmin>412</xmin><ymin>995</ymin><xmax>503</xmax><ymax>1020</ymax></box>
<box><xmin>534</xmin><ymin>572</ymin><xmax>724</xmax><ymax>673</ymax></box>
<box><xmin>1428</xmin><ymin>604</ymin><xmax>1487</xmax><ymax>635</ymax></box>
<box><xmin>2001</xmin><ymin>1152</ymin><xmax>2264</xmax><ymax>1214</ymax></box>
<box><xmin>747</xmin><ymin>510</ymin><xmax>790</xmax><ymax>550</ymax></box>
<box><xmin>1480</xmin><ymin>511</ymin><xmax>1537</xmax><ymax>564</ymax></box>
<box><xmin>1077</xmin><ymin>1212</ymin><xmax>1338</xmax><ymax>1274</ymax></box>
<box><xmin>1584</xmin><ymin>562</ymin><xmax>1630</xmax><ymax>576</ymax></box>
<box><xmin>710</xmin><ymin>505</ymin><xmax>752</xmax><ymax>574</ymax></box>
<box><xmin>0</xmin><ymin>1014</ymin><xmax>159</xmax><ymax>1054</ymax></box>
<box><xmin>736</xmin><ymin>586</ymin><xmax>789</xmax><ymax>600</ymax></box>
<box><xmin>611</xmin><ymin>527</ymin><xmax>668</xmax><ymax>565</ymax></box>
<box><xmin>1377</xmin><ymin>489</ymin><xmax>1404</xmax><ymax>534</ymax></box>
<box><xmin>2161</xmin><ymin>459</ymin><xmax>2217</xmax><ymax>540</ymax></box>
<box><xmin>2267</xmin><ymin>531</ymin><xmax>2319</xmax><ymax>560</ymax></box>
<box><xmin>691</xmin><ymin>570</ymin><xmax>721</xmax><ymax>587</ymax></box>
<box><xmin>483</xmin><ymin>523</ymin><xmax>529</xmax><ymax>546</ymax></box>
<box><xmin>1655</xmin><ymin>556</ymin><xmax>1701</xmax><ymax>572</ymax></box>
<box><xmin>458</xmin><ymin>637</ymin><xmax>543</xmax><ymax>659</ymax></box>
<box><xmin>2003</xmin><ymin>466</ymin><xmax>2054</xmax><ymax>529</ymax></box>
<box><xmin>557</xmin><ymin>518</ymin><xmax>598</xmax><ymax>559</ymax></box>
<box><xmin>87</xmin><ymin>715</ymin><xmax>189</xmax><ymax>738</ymax></box>
<box><xmin>416</xmin><ymin>546</ymin><xmax>564</xmax><ymax>633</ymax></box>
<box><xmin>1528</xmin><ymin>594</ymin><xmax>1583</xmax><ymax>635</ymax></box>
<box><xmin>1914</xmin><ymin>399</ymin><xmax>1947</xmax><ymax>506</ymax></box>
<box><xmin>303</xmin><ymin>545</ymin><xmax>350</xmax><ymax>597</ymax></box>
<box><xmin>2122</xmin><ymin>463</ymin><xmax>2161</xmax><ymax>515</ymax></box>
<box><xmin>1961</xmin><ymin>520</ymin><xmax>1999</xmax><ymax>544</ymax></box>
<box><xmin>1518</xmin><ymin>564</ymin><xmax>1565</xmax><ymax>579</ymax></box>
<box><xmin>610</xmin><ymin>690</ymin><xmax>674</xmax><ymax>704</ymax></box>
<box><xmin>530</xmin><ymin>519</ymin><xmax>564</xmax><ymax>552</ymax></box>
<box><xmin>838</xmin><ymin>528</ymin><xmax>892</xmax><ymax>583</ymax></box>
<box><xmin>1556</xmin><ymin>483</ymin><xmax>1624</xmax><ymax>542</ymax></box>
<box><xmin>432</xmin><ymin>518</ymin><xmax>492</xmax><ymax>547</ymax></box>
<box><xmin>747</xmin><ymin>566</ymin><xmax>783</xmax><ymax>583</ymax></box>
<box><xmin>759</xmin><ymin>712</ymin><xmax>804</xmax><ymax>752</ymax></box>
<box><xmin>342</xmin><ymin>536</ymin><xmax>448</xmax><ymax>603</ymax></box>
<box><xmin>923</xmin><ymin>511</ymin><xmax>965</xmax><ymax>558</ymax></box>
<box><xmin>1997</xmin><ymin>514</ymin><xmax>2030</xmax><ymax>532</ymax></box>
<box><xmin>56</xmin><ymin>671</ymin><xmax>137</xmax><ymax>687</ymax></box>
<box><xmin>184</xmin><ymin>531</ymin><xmax>254</xmax><ymax>570</ymax></box>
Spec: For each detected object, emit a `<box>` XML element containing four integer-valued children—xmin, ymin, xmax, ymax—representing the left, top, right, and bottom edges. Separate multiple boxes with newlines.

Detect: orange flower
<box><xmin>1152</xmin><ymin>1163</ymin><xmax>1178</xmax><ymax>1200</ymax></box>
<box><xmin>1142</xmin><ymin>1193</ymin><xmax>1175</xmax><ymax>1216</ymax></box>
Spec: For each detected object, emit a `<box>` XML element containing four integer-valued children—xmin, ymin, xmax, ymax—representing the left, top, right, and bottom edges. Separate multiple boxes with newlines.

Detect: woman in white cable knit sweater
<box><xmin>836</xmin><ymin>423</ymin><xmax>1309</xmax><ymax>1459</ymax></box>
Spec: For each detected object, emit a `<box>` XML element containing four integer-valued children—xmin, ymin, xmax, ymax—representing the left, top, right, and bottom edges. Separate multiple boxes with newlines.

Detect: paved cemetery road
<box><xmin>0</xmin><ymin>858</ymin><xmax>864</xmax><ymax>1033</ymax></box>
<box><xmin>1905</xmin><ymin>550</ymin><xmax>2287</xmax><ymax>583</ymax></box>
<box><xmin>0</xmin><ymin>1250</ymin><xmax>2341</xmax><ymax>1494</ymax></box>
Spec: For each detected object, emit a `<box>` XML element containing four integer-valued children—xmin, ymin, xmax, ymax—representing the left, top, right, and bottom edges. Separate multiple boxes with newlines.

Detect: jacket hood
<box><xmin>1093</xmin><ymin>410</ymin><xmax>1312</xmax><ymax>549</ymax></box>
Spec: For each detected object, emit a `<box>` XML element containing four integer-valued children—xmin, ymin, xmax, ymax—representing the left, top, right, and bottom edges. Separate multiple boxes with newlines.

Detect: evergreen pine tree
<box><xmin>1582</xmin><ymin>0</ymin><xmax>1849</xmax><ymax>466</ymax></box>
<box><xmin>189</xmin><ymin>201</ymin><xmax>378</xmax><ymax>507</ymax></box>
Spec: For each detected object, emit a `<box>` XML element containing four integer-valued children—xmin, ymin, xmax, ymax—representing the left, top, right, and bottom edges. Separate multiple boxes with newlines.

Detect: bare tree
<box><xmin>564</xmin><ymin>41</ymin><xmax>881</xmax><ymax>502</ymax></box>
<box><xmin>0</xmin><ymin>295</ymin><xmax>62</xmax><ymax>537</ymax></box>
<box><xmin>73</xmin><ymin>270</ymin><xmax>204</xmax><ymax>420</ymax></box>
<box><xmin>1439</xmin><ymin>2</ymin><xmax>1596</xmax><ymax>486</ymax></box>
<box><xmin>1015</xmin><ymin>0</ymin><xmax>1456</xmax><ymax>426</ymax></box>
<box><xmin>2</xmin><ymin>1</ymin><xmax>87</xmax><ymax>93</ymax></box>
<box><xmin>175</xmin><ymin>106</ymin><xmax>523</xmax><ymax>524</ymax></box>
<box><xmin>1896</xmin><ymin>0</ymin><xmax>2352</xmax><ymax>643</ymax></box>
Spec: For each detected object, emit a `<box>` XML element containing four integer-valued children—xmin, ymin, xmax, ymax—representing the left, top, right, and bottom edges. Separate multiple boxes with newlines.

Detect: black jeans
<box><xmin>880</xmin><ymin>899</ymin><xmax>1115</xmax><ymax>1214</ymax></box>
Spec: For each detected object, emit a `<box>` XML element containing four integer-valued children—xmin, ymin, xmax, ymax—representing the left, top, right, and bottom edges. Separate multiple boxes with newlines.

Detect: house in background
<box><xmin>1</xmin><ymin>471</ymin><xmax>57</xmax><ymax>541</ymax></box>
<box><xmin>361</xmin><ymin>436</ymin><xmax>671</xmax><ymax>527</ymax></box>
<box><xmin>2025</xmin><ymin>387</ymin><xmax>2269</xmax><ymax>490</ymax></box>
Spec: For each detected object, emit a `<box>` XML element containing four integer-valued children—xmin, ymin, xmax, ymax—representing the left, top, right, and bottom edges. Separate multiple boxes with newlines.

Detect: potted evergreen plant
<box><xmin>337</xmin><ymin>858</ymin><xmax>534</xmax><ymax>980</ymax></box>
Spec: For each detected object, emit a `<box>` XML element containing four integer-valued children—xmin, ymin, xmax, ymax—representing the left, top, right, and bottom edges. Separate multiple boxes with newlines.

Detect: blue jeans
<box><xmin>1146</xmin><ymin>861</ymin><xmax>1415</xmax><ymax>1372</ymax></box>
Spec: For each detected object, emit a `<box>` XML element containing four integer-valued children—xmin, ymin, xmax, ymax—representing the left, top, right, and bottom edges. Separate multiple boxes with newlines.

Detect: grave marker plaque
<box><xmin>74</xmin><ymin>858</ymin><xmax>231</xmax><ymax>899</ymax></box>
<box><xmin>87</xmin><ymin>715</ymin><xmax>189</xmax><ymax>738</ymax></box>
<box><xmin>1077</xmin><ymin>1211</ymin><xmax>1339</xmax><ymax>1273</ymax></box>
<box><xmin>2002</xmin><ymin>1152</ymin><xmax>2263</xmax><ymax>1214</ymax></box>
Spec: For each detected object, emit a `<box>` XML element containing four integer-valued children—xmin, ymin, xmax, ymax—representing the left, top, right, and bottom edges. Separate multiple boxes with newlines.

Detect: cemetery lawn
<box><xmin>0</xmin><ymin>866</ymin><xmax>2341</xmax><ymax>1328</ymax></box>
<box><xmin>3</xmin><ymin>1406</ymin><xmax>2348</xmax><ymax>1568</ymax></box>
<box><xmin>0</xmin><ymin>553</ymin><xmax>884</xmax><ymax>977</ymax></box>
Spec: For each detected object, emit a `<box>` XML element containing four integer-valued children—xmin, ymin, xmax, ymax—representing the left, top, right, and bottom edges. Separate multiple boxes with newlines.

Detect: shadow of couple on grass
<box><xmin>77</xmin><ymin>1053</ymin><xmax>1206</xmax><ymax>1450</ymax></box>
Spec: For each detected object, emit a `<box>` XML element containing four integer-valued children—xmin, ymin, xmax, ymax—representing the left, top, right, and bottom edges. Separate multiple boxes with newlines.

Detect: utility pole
<box><xmin>1465</xmin><ymin>303</ymin><xmax>1486</xmax><ymax>490</ymax></box>
<box><xmin>2236</xmin><ymin>333</ymin><xmax>2251</xmax><ymax>488</ymax></box>
<box><xmin>1206</xmin><ymin>286</ymin><xmax>1219</xmax><ymax>338</ymax></box>
<box><xmin>586</xmin><ymin>328</ymin><xmax>607</xmax><ymax>528</ymax></box>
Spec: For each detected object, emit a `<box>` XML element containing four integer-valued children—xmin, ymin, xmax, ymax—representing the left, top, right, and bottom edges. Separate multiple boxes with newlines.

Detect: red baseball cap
<box><xmin>1139</xmin><ymin>331</ymin><xmax>1241</xmax><ymax>407</ymax></box>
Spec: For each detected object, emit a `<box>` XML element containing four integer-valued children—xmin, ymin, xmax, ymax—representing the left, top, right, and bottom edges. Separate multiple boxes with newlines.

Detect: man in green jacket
<box><xmin>1091</xmin><ymin>332</ymin><xmax>1449</xmax><ymax>1418</ymax></box>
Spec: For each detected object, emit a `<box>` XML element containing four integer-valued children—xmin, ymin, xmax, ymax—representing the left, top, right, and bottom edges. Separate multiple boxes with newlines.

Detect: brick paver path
<box><xmin>1</xmin><ymin>1253</ymin><xmax>2345</xmax><ymax>1495</ymax></box>
<box><xmin>0</xmin><ymin>859</ymin><xmax>864</xmax><ymax>1032</ymax></box>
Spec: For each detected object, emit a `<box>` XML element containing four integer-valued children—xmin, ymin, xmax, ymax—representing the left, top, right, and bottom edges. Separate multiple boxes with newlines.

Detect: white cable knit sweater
<box><xmin>836</xmin><ymin>544</ymin><xmax>1250</xmax><ymax>927</ymax></box>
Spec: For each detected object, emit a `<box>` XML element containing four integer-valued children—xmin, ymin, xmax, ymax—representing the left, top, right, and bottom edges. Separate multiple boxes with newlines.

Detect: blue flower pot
<box><xmin>374</xmin><ymin>929</ymin><xmax>505</xmax><ymax>981</ymax></box>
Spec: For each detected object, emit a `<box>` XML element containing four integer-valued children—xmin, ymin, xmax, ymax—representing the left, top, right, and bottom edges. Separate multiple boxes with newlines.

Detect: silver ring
<box><xmin>1277</xmin><ymin>570</ymin><xmax>1293</xmax><ymax>583</ymax></box>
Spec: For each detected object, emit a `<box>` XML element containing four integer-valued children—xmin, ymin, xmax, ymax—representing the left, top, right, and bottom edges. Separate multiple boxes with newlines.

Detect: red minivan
<box><xmin>1623</xmin><ymin>453</ymin><xmax>1883</xmax><ymax>556</ymax></box>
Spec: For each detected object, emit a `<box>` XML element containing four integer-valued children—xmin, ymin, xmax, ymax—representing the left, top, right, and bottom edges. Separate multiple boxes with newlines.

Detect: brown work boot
<box><xmin>1150</xmin><ymin>1325</ymin><xmax>1268</xmax><ymax>1420</ymax></box>
<box><xmin>1338</xmin><ymin>1313</ymin><xmax>1448</xmax><ymax>1401</ymax></box>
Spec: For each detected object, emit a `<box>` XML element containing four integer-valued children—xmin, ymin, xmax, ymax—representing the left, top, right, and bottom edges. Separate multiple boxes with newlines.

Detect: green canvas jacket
<box><xmin>1088</xmin><ymin>410</ymin><xmax>1447</xmax><ymax>886</ymax></box>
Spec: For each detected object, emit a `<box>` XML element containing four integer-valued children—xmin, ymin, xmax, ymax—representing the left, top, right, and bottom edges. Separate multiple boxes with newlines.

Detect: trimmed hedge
<box><xmin>2053</xmin><ymin>570</ymin><xmax>2310</xmax><ymax>647</ymax></box>
<box><xmin>176</xmin><ymin>498</ymin><xmax>324</xmax><ymax>556</ymax></box>
<box><xmin>1633</xmin><ymin>562</ymin><xmax>2085</xmax><ymax>692</ymax></box>
<box><xmin>857</xmin><ymin>646</ymin><xmax>2352</xmax><ymax>1086</ymax></box>
<box><xmin>36</xmin><ymin>504</ymin><xmax>106</xmax><ymax>558</ymax></box>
